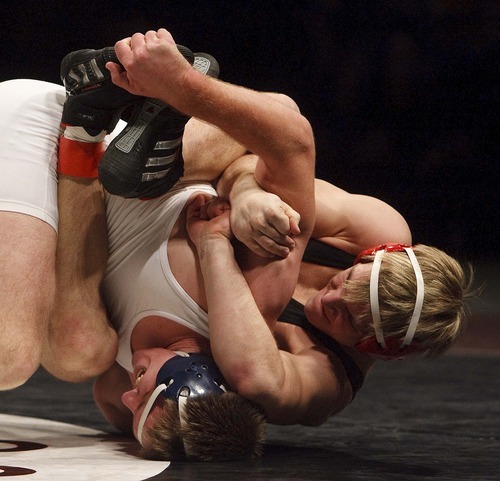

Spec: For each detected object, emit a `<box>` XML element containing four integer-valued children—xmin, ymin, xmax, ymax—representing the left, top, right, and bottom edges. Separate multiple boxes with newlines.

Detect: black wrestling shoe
<box><xmin>60</xmin><ymin>45</ymin><xmax>195</xmax><ymax>136</ymax></box>
<box><xmin>98</xmin><ymin>52</ymin><xmax>220</xmax><ymax>199</ymax></box>
<box><xmin>192</xmin><ymin>52</ymin><xmax>220</xmax><ymax>79</ymax></box>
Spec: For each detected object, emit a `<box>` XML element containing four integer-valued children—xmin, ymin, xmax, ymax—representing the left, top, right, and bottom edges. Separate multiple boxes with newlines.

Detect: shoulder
<box><xmin>275</xmin><ymin>346</ymin><xmax>353</xmax><ymax>425</ymax></box>
<box><xmin>93</xmin><ymin>362</ymin><xmax>134</xmax><ymax>434</ymax></box>
<box><xmin>269</xmin><ymin>324</ymin><xmax>368</xmax><ymax>424</ymax></box>
<box><xmin>313</xmin><ymin>179</ymin><xmax>412</xmax><ymax>254</ymax></box>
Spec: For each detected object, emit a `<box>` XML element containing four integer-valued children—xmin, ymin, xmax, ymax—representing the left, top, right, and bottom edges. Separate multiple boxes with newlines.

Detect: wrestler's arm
<box><xmin>216</xmin><ymin>154</ymin><xmax>301</xmax><ymax>258</ymax></box>
<box><xmin>181</xmin><ymin>91</ymin><xmax>301</xmax><ymax>183</ymax></box>
<box><xmin>109</xmin><ymin>30</ymin><xmax>315</xmax><ymax>221</ymax></box>
<box><xmin>217</xmin><ymin>160</ymin><xmax>412</xmax><ymax>257</ymax></box>
<box><xmin>186</xmin><ymin>198</ymin><xmax>345</xmax><ymax>425</ymax></box>
<box><xmin>110</xmin><ymin>33</ymin><xmax>308</xmax><ymax>257</ymax></box>
<box><xmin>312</xmin><ymin>178</ymin><xmax>412</xmax><ymax>251</ymax></box>
<box><xmin>110</xmin><ymin>28</ymin><xmax>319</xmax><ymax>422</ymax></box>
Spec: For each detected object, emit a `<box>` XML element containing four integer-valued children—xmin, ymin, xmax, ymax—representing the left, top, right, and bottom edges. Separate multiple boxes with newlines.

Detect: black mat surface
<box><xmin>1</xmin><ymin>354</ymin><xmax>498</xmax><ymax>480</ymax></box>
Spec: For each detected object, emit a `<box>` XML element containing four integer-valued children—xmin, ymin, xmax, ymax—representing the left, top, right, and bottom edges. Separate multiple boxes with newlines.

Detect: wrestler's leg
<box><xmin>42</xmin><ymin>174</ymin><xmax>118</xmax><ymax>382</ymax></box>
<box><xmin>180</xmin><ymin>118</ymin><xmax>247</xmax><ymax>181</ymax></box>
<box><xmin>0</xmin><ymin>79</ymin><xmax>62</xmax><ymax>390</ymax></box>
<box><xmin>0</xmin><ymin>214</ymin><xmax>56</xmax><ymax>389</ymax></box>
<box><xmin>0</xmin><ymin>80</ymin><xmax>113</xmax><ymax>384</ymax></box>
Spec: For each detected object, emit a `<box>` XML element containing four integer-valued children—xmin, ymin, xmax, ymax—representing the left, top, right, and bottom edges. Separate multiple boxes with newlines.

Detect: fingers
<box><xmin>129</xmin><ymin>31</ymin><xmax>156</xmax><ymax>50</ymax></box>
<box><xmin>255</xmin><ymin>205</ymin><xmax>298</xmax><ymax>246</ymax></box>
<box><xmin>242</xmin><ymin>234</ymin><xmax>292</xmax><ymax>259</ymax></box>
<box><xmin>113</xmin><ymin>36</ymin><xmax>132</xmax><ymax>63</ymax></box>
<box><xmin>257</xmin><ymin>223</ymin><xmax>295</xmax><ymax>248</ymax></box>
<box><xmin>237</xmin><ymin>220</ymin><xmax>294</xmax><ymax>258</ymax></box>
<box><xmin>185</xmin><ymin>194</ymin><xmax>206</xmax><ymax>219</ymax></box>
<box><xmin>266</xmin><ymin>201</ymin><xmax>300</xmax><ymax>237</ymax></box>
<box><xmin>281</xmin><ymin>202</ymin><xmax>301</xmax><ymax>235</ymax></box>
<box><xmin>255</xmin><ymin>236</ymin><xmax>292</xmax><ymax>258</ymax></box>
<box><xmin>113</xmin><ymin>29</ymin><xmax>172</xmax><ymax>66</ymax></box>
<box><xmin>255</xmin><ymin>201</ymin><xmax>300</xmax><ymax>257</ymax></box>
<box><xmin>202</xmin><ymin>198</ymin><xmax>230</xmax><ymax>219</ymax></box>
<box><xmin>155</xmin><ymin>28</ymin><xmax>170</xmax><ymax>39</ymax></box>
<box><xmin>127</xmin><ymin>29</ymin><xmax>175</xmax><ymax>52</ymax></box>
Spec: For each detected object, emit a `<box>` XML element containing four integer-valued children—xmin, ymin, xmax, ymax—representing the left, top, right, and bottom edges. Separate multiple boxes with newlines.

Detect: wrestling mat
<box><xmin>0</xmin><ymin>414</ymin><xmax>168</xmax><ymax>480</ymax></box>
<box><xmin>1</xmin><ymin>351</ymin><xmax>499</xmax><ymax>481</ymax></box>
<box><xmin>1</xmin><ymin>266</ymin><xmax>499</xmax><ymax>481</ymax></box>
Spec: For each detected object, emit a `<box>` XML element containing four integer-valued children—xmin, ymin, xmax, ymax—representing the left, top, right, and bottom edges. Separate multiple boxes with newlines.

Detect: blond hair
<box><xmin>142</xmin><ymin>392</ymin><xmax>266</xmax><ymax>462</ymax></box>
<box><xmin>345</xmin><ymin>244</ymin><xmax>474</xmax><ymax>358</ymax></box>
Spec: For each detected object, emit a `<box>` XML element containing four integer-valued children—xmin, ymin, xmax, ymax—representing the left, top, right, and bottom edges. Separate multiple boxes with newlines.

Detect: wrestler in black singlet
<box><xmin>278</xmin><ymin>239</ymin><xmax>365</xmax><ymax>398</ymax></box>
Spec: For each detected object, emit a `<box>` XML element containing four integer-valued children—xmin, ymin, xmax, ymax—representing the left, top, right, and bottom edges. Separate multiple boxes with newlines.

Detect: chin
<box><xmin>304</xmin><ymin>305</ymin><xmax>328</xmax><ymax>334</ymax></box>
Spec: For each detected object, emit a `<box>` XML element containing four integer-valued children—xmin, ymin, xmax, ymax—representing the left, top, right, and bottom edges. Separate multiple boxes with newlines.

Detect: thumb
<box><xmin>106</xmin><ymin>62</ymin><xmax>127</xmax><ymax>89</ymax></box>
<box><xmin>282</xmin><ymin>202</ymin><xmax>301</xmax><ymax>235</ymax></box>
<box><xmin>186</xmin><ymin>194</ymin><xmax>206</xmax><ymax>218</ymax></box>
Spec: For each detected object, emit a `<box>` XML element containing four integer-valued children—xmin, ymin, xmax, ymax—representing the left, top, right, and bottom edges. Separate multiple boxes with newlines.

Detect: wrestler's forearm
<box><xmin>215</xmin><ymin>155</ymin><xmax>258</xmax><ymax>200</ymax></box>
<box><xmin>173</xmin><ymin>71</ymin><xmax>316</xmax><ymax>248</ymax></box>
<box><xmin>198</xmin><ymin>236</ymin><xmax>285</xmax><ymax>404</ymax></box>
<box><xmin>170</xmin><ymin>71</ymin><xmax>314</xmax><ymax>186</ymax></box>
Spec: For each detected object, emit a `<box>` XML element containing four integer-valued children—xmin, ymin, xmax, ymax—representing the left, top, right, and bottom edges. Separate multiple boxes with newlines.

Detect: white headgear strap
<box><xmin>177</xmin><ymin>388</ymin><xmax>192</xmax><ymax>457</ymax></box>
<box><xmin>136</xmin><ymin>383</ymin><xmax>193</xmax><ymax>457</ymax></box>
<box><xmin>369</xmin><ymin>247</ymin><xmax>425</xmax><ymax>349</ymax></box>
<box><xmin>137</xmin><ymin>383</ymin><xmax>168</xmax><ymax>446</ymax></box>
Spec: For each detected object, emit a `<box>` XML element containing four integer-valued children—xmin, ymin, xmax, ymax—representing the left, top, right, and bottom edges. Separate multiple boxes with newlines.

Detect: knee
<box><xmin>44</xmin><ymin>320</ymin><xmax>118</xmax><ymax>382</ymax></box>
<box><xmin>0</xmin><ymin>344</ymin><xmax>41</xmax><ymax>390</ymax></box>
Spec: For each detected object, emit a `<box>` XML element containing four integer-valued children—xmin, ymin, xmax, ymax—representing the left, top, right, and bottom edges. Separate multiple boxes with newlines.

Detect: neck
<box><xmin>131</xmin><ymin>315</ymin><xmax>211</xmax><ymax>355</ymax></box>
<box><xmin>164</xmin><ymin>337</ymin><xmax>211</xmax><ymax>356</ymax></box>
<box><xmin>294</xmin><ymin>263</ymin><xmax>340</xmax><ymax>303</ymax></box>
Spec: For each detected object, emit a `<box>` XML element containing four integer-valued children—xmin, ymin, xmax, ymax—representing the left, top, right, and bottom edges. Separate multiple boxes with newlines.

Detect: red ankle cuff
<box><xmin>58</xmin><ymin>137</ymin><xmax>104</xmax><ymax>178</ymax></box>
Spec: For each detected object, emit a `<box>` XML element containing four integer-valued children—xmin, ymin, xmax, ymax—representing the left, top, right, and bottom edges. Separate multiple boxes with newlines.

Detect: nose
<box><xmin>322</xmin><ymin>284</ymin><xmax>343</xmax><ymax>306</ymax></box>
<box><xmin>121</xmin><ymin>388</ymin><xmax>141</xmax><ymax>413</ymax></box>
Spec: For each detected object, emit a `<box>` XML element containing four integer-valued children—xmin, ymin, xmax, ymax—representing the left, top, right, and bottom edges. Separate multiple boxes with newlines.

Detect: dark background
<box><xmin>1</xmin><ymin>0</ymin><xmax>498</xmax><ymax>263</ymax></box>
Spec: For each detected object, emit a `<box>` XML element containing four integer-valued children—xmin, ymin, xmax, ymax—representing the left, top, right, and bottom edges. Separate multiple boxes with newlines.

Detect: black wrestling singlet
<box><xmin>278</xmin><ymin>239</ymin><xmax>364</xmax><ymax>397</ymax></box>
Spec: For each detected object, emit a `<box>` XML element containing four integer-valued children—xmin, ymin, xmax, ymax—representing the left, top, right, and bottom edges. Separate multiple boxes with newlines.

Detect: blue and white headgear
<box><xmin>136</xmin><ymin>352</ymin><xmax>228</xmax><ymax>448</ymax></box>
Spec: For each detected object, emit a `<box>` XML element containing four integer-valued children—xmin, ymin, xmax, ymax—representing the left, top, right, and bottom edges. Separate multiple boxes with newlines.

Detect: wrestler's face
<box><xmin>121</xmin><ymin>348</ymin><xmax>177</xmax><ymax>442</ymax></box>
<box><xmin>304</xmin><ymin>263</ymin><xmax>372</xmax><ymax>346</ymax></box>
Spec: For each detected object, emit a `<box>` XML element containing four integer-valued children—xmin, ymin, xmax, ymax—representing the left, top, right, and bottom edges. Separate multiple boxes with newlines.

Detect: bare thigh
<box><xmin>181</xmin><ymin>118</ymin><xmax>247</xmax><ymax>181</ymax></box>
<box><xmin>0</xmin><ymin>212</ymin><xmax>56</xmax><ymax>390</ymax></box>
<box><xmin>180</xmin><ymin>93</ymin><xmax>299</xmax><ymax>182</ymax></box>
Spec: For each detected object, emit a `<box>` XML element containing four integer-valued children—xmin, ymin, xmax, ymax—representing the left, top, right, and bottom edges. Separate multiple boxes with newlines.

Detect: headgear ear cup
<box><xmin>354</xmin><ymin>243</ymin><xmax>412</xmax><ymax>264</ymax></box>
<box><xmin>353</xmin><ymin>244</ymin><xmax>426</xmax><ymax>360</ymax></box>
<box><xmin>355</xmin><ymin>336</ymin><xmax>423</xmax><ymax>361</ymax></box>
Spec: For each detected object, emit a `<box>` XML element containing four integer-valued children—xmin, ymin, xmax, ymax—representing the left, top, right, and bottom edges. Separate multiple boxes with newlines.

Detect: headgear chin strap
<box><xmin>136</xmin><ymin>352</ymin><xmax>227</xmax><ymax>450</ymax></box>
<box><xmin>353</xmin><ymin>244</ymin><xmax>425</xmax><ymax>360</ymax></box>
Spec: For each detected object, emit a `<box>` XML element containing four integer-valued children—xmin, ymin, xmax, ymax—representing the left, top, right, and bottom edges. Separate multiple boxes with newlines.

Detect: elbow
<box><xmin>224</xmin><ymin>362</ymin><xmax>284</xmax><ymax>417</ymax></box>
<box><xmin>278</xmin><ymin>105</ymin><xmax>315</xmax><ymax>162</ymax></box>
<box><xmin>225</xmin><ymin>367</ymin><xmax>262</xmax><ymax>399</ymax></box>
<box><xmin>291</xmin><ymin>118</ymin><xmax>316</xmax><ymax>176</ymax></box>
<box><xmin>296</xmin><ymin>117</ymin><xmax>315</xmax><ymax>160</ymax></box>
